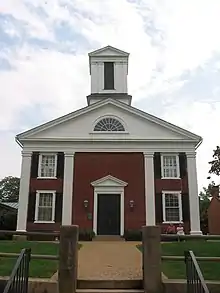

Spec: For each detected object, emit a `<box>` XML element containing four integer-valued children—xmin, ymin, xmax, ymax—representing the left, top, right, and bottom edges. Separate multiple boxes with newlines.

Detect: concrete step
<box><xmin>77</xmin><ymin>280</ymin><xmax>143</xmax><ymax>289</ymax></box>
<box><xmin>93</xmin><ymin>236</ymin><xmax>125</xmax><ymax>241</ymax></box>
<box><xmin>76</xmin><ymin>289</ymin><xmax>144</xmax><ymax>293</ymax></box>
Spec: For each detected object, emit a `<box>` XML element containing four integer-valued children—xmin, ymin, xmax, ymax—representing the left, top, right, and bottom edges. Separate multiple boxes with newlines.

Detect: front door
<box><xmin>97</xmin><ymin>194</ymin><xmax>120</xmax><ymax>235</ymax></box>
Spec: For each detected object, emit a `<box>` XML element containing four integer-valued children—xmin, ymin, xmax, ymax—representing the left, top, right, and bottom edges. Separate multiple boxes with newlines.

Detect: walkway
<box><xmin>78</xmin><ymin>241</ymin><xmax>142</xmax><ymax>280</ymax></box>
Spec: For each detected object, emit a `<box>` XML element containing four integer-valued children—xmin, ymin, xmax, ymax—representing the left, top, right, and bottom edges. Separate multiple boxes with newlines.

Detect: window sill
<box><xmin>163</xmin><ymin>221</ymin><xmax>183</xmax><ymax>224</ymax></box>
<box><xmin>161</xmin><ymin>177</ymin><xmax>181</xmax><ymax>180</ymax></box>
<box><xmin>34</xmin><ymin>221</ymin><xmax>55</xmax><ymax>224</ymax></box>
<box><xmin>37</xmin><ymin>177</ymin><xmax>57</xmax><ymax>180</ymax></box>
<box><xmin>89</xmin><ymin>131</ymin><xmax>129</xmax><ymax>134</ymax></box>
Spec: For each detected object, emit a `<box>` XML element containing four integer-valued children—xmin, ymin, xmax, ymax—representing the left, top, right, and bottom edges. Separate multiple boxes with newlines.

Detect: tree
<box><xmin>209</xmin><ymin>146</ymin><xmax>220</xmax><ymax>176</ymax></box>
<box><xmin>199</xmin><ymin>181</ymin><xmax>215</xmax><ymax>234</ymax></box>
<box><xmin>0</xmin><ymin>176</ymin><xmax>20</xmax><ymax>202</ymax></box>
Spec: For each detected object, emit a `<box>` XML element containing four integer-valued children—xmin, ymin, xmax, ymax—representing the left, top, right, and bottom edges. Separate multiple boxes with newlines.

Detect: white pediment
<box><xmin>91</xmin><ymin>175</ymin><xmax>128</xmax><ymax>187</ymax></box>
<box><xmin>16</xmin><ymin>99</ymin><xmax>202</xmax><ymax>147</ymax></box>
<box><xmin>89</xmin><ymin>45</ymin><xmax>129</xmax><ymax>57</ymax></box>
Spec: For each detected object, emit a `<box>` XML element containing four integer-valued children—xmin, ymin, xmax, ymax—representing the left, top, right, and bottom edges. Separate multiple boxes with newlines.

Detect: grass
<box><xmin>138</xmin><ymin>241</ymin><xmax>220</xmax><ymax>280</ymax></box>
<box><xmin>0</xmin><ymin>241</ymin><xmax>81</xmax><ymax>278</ymax></box>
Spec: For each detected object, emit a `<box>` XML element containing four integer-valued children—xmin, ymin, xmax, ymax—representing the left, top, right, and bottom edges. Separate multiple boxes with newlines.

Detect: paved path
<box><xmin>78</xmin><ymin>241</ymin><xmax>142</xmax><ymax>280</ymax></box>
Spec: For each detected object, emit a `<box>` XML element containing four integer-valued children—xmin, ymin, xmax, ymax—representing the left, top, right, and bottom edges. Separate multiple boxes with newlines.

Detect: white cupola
<box><xmin>87</xmin><ymin>45</ymin><xmax>132</xmax><ymax>106</ymax></box>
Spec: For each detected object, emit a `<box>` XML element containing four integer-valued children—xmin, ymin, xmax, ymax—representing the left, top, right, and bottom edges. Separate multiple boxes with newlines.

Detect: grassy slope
<box><xmin>138</xmin><ymin>241</ymin><xmax>220</xmax><ymax>280</ymax></box>
<box><xmin>0</xmin><ymin>241</ymin><xmax>59</xmax><ymax>278</ymax></box>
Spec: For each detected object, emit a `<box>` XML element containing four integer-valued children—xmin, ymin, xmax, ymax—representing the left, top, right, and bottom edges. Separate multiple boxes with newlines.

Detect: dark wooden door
<box><xmin>97</xmin><ymin>194</ymin><xmax>120</xmax><ymax>235</ymax></box>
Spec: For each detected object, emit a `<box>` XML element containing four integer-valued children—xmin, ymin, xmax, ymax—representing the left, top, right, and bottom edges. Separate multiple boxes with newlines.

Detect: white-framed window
<box><xmin>162</xmin><ymin>191</ymin><xmax>183</xmax><ymax>223</ymax></box>
<box><xmin>38</xmin><ymin>153</ymin><xmax>57</xmax><ymax>178</ymax></box>
<box><xmin>34</xmin><ymin>190</ymin><xmax>56</xmax><ymax>223</ymax></box>
<box><xmin>161</xmin><ymin>154</ymin><xmax>180</xmax><ymax>179</ymax></box>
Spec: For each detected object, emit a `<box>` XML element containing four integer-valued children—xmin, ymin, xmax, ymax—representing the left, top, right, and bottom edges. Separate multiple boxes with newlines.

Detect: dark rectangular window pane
<box><xmin>104</xmin><ymin>62</ymin><xmax>114</xmax><ymax>89</ymax></box>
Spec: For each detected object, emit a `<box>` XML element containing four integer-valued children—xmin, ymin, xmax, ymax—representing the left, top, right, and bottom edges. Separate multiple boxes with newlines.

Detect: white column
<box><xmin>62</xmin><ymin>152</ymin><xmax>75</xmax><ymax>225</ymax></box>
<box><xmin>16</xmin><ymin>150</ymin><xmax>32</xmax><ymax>231</ymax></box>
<box><xmin>187</xmin><ymin>152</ymin><xmax>202</xmax><ymax>235</ymax></box>
<box><xmin>144</xmin><ymin>152</ymin><xmax>156</xmax><ymax>226</ymax></box>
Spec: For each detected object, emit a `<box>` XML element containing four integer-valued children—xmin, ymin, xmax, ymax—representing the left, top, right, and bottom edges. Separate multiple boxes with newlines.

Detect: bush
<box><xmin>79</xmin><ymin>229</ymin><xmax>95</xmax><ymax>241</ymax></box>
<box><xmin>123</xmin><ymin>229</ymin><xmax>142</xmax><ymax>241</ymax></box>
<box><xmin>0</xmin><ymin>211</ymin><xmax>17</xmax><ymax>240</ymax></box>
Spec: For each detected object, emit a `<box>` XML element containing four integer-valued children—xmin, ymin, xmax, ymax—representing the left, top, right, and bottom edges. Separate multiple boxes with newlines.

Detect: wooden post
<box><xmin>58</xmin><ymin>225</ymin><xmax>79</xmax><ymax>293</ymax></box>
<box><xmin>142</xmin><ymin>226</ymin><xmax>162</xmax><ymax>293</ymax></box>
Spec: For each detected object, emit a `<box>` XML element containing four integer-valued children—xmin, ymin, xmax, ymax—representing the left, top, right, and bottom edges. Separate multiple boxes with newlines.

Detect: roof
<box><xmin>0</xmin><ymin>202</ymin><xmax>18</xmax><ymax>210</ymax></box>
<box><xmin>88</xmin><ymin>45</ymin><xmax>129</xmax><ymax>57</ymax></box>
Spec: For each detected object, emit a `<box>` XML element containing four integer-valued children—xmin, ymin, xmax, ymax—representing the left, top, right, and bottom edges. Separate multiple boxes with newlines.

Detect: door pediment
<box><xmin>91</xmin><ymin>175</ymin><xmax>128</xmax><ymax>187</ymax></box>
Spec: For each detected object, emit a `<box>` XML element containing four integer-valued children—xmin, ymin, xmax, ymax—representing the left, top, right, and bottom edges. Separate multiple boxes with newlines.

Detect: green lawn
<box><xmin>0</xmin><ymin>241</ymin><xmax>59</xmax><ymax>278</ymax></box>
<box><xmin>138</xmin><ymin>241</ymin><xmax>220</xmax><ymax>280</ymax></box>
<box><xmin>0</xmin><ymin>241</ymin><xmax>81</xmax><ymax>278</ymax></box>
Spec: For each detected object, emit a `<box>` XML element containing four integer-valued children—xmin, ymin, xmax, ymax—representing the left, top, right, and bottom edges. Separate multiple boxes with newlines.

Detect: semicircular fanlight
<box><xmin>94</xmin><ymin>117</ymin><xmax>125</xmax><ymax>131</ymax></box>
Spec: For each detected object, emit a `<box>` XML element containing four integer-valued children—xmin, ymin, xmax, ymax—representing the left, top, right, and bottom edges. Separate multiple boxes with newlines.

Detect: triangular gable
<box><xmin>88</xmin><ymin>45</ymin><xmax>129</xmax><ymax>57</ymax></box>
<box><xmin>16</xmin><ymin>98</ymin><xmax>202</xmax><ymax>146</ymax></box>
<box><xmin>91</xmin><ymin>175</ymin><xmax>128</xmax><ymax>187</ymax></box>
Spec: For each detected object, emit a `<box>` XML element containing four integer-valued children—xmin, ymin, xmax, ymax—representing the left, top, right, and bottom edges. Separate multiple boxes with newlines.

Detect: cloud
<box><xmin>0</xmin><ymin>0</ymin><xmax>220</xmax><ymax>191</ymax></box>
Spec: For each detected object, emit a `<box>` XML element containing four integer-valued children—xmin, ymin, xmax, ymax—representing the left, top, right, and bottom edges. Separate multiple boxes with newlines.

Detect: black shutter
<box><xmin>104</xmin><ymin>62</ymin><xmax>114</xmax><ymax>89</ymax></box>
<box><xmin>179</xmin><ymin>153</ymin><xmax>187</xmax><ymax>178</ymax></box>
<box><xmin>57</xmin><ymin>153</ymin><xmax>64</xmax><ymax>178</ymax></box>
<box><xmin>154</xmin><ymin>152</ymin><xmax>161</xmax><ymax>179</ymax></box>
<box><xmin>31</xmin><ymin>152</ymin><xmax>39</xmax><ymax>178</ymax></box>
<box><xmin>55</xmin><ymin>193</ymin><xmax>63</xmax><ymax>223</ymax></box>
<box><xmin>155</xmin><ymin>193</ymin><xmax>163</xmax><ymax>224</ymax></box>
<box><xmin>27</xmin><ymin>193</ymin><xmax>36</xmax><ymax>222</ymax></box>
<box><xmin>182</xmin><ymin>193</ymin><xmax>190</xmax><ymax>222</ymax></box>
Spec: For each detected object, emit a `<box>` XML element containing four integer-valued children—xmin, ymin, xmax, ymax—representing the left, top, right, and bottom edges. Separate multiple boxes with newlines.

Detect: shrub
<box><xmin>0</xmin><ymin>210</ymin><xmax>17</xmax><ymax>240</ymax></box>
<box><xmin>123</xmin><ymin>229</ymin><xmax>142</xmax><ymax>241</ymax></box>
<box><xmin>79</xmin><ymin>229</ymin><xmax>95</xmax><ymax>241</ymax></box>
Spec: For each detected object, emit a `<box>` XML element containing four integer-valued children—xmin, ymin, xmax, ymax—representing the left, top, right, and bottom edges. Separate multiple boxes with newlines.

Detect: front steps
<box><xmin>77</xmin><ymin>280</ymin><xmax>143</xmax><ymax>289</ymax></box>
<box><xmin>77</xmin><ymin>290</ymin><xmax>144</xmax><ymax>293</ymax></box>
<box><xmin>93</xmin><ymin>235</ymin><xmax>125</xmax><ymax>241</ymax></box>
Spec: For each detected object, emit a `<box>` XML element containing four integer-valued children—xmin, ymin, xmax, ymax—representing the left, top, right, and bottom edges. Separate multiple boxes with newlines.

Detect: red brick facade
<box><xmin>73</xmin><ymin>152</ymin><xmax>146</xmax><ymax>230</ymax></box>
<box><xmin>27</xmin><ymin>151</ymin><xmax>190</xmax><ymax>234</ymax></box>
<box><xmin>208</xmin><ymin>186</ymin><xmax>220</xmax><ymax>234</ymax></box>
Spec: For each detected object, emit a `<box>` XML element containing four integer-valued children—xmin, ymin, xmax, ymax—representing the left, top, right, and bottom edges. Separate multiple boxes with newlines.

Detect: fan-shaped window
<box><xmin>94</xmin><ymin>117</ymin><xmax>125</xmax><ymax>131</ymax></box>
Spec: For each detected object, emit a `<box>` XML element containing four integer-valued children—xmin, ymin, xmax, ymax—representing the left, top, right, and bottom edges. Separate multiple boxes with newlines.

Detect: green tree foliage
<box><xmin>209</xmin><ymin>146</ymin><xmax>220</xmax><ymax>176</ymax></box>
<box><xmin>0</xmin><ymin>176</ymin><xmax>20</xmax><ymax>202</ymax></box>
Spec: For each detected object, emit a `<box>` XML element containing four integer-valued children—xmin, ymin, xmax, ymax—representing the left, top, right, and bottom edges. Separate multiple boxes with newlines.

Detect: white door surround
<box><xmin>91</xmin><ymin>175</ymin><xmax>128</xmax><ymax>236</ymax></box>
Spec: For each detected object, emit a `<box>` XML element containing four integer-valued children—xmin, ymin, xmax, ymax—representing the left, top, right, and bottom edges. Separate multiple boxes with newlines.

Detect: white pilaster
<box><xmin>16</xmin><ymin>150</ymin><xmax>32</xmax><ymax>231</ymax></box>
<box><xmin>144</xmin><ymin>152</ymin><xmax>156</xmax><ymax>226</ymax></box>
<box><xmin>62</xmin><ymin>152</ymin><xmax>75</xmax><ymax>225</ymax></box>
<box><xmin>187</xmin><ymin>152</ymin><xmax>202</xmax><ymax>235</ymax></box>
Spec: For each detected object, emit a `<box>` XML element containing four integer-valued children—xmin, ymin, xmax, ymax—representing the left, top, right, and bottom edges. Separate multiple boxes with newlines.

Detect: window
<box><xmin>161</xmin><ymin>154</ymin><xmax>180</xmax><ymax>178</ymax></box>
<box><xmin>35</xmin><ymin>191</ymin><xmax>56</xmax><ymax>222</ymax></box>
<box><xmin>162</xmin><ymin>192</ymin><xmax>182</xmax><ymax>223</ymax></box>
<box><xmin>94</xmin><ymin>117</ymin><xmax>125</xmax><ymax>131</ymax></box>
<box><xmin>38</xmin><ymin>154</ymin><xmax>57</xmax><ymax>178</ymax></box>
<box><xmin>104</xmin><ymin>62</ymin><xmax>114</xmax><ymax>89</ymax></box>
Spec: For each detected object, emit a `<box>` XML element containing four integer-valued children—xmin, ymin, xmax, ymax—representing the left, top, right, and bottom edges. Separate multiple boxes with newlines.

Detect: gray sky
<box><xmin>0</xmin><ymin>0</ymin><xmax>220</xmax><ymax>191</ymax></box>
